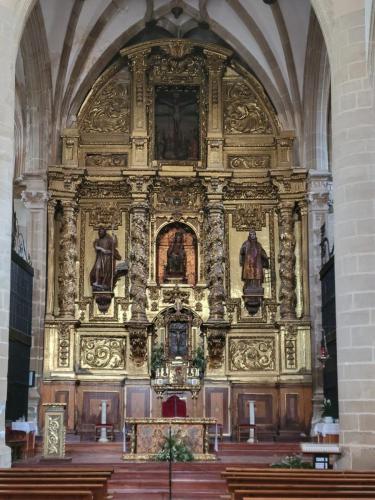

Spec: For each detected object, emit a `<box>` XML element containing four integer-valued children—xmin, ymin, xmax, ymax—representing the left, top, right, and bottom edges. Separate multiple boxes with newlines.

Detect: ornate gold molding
<box><xmin>80</xmin><ymin>336</ymin><xmax>126</xmax><ymax>369</ymax></box>
<box><xmin>229</xmin><ymin>337</ymin><xmax>275</xmax><ymax>371</ymax></box>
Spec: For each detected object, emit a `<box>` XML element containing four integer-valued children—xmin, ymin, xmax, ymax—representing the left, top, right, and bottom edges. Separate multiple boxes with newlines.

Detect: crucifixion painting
<box><xmin>155</xmin><ymin>85</ymin><xmax>200</xmax><ymax>161</ymax></box>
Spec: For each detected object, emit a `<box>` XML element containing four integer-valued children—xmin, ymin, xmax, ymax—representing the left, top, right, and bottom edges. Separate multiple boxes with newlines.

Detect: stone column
<box><xmin>307</xmin><ymin>172</ymin><xmax>332</xmax><ymax>426</ymax></box>
<box><xmin>278</xmin><ymin>201</ymin><xmax>297</xmax><ymax>320</ymax></box>
<box><xmin>21</xmin><ymin>187</ymin><xmax>49</xmax><ymax>424</ymax></box>
<box><xmin>58</xmin><ymin>200</ymin><xmax>77</xmax><ymax>319</ymax></box>
<box><xmin>0</xmin><ymin>0</ymin><xmax>34</xmax><ymax>468</ymax></box>
<box><xmin>319</xmin><ymin>2</ymin><xmax>375</xmax><ymax>469</ymax></box>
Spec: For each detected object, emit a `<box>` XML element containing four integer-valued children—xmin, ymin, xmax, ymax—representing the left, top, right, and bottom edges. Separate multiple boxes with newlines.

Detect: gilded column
<box><xmin>205</xmin><ymin>202</ymin><xmax>226</xmax><ymax>321</ymax></box>
<box><xmin>299</xmin><ymin>201</ymin><xmax>310</xmax><ymax>318</ymax></box>
<box><xmin>129</xmin><ymin>202</ymin><xmax>149</xmax><ymax>322</ymax></box>
<box><xmin>46</xmin><ymin>199</ymin><xmax>57</xmax><ymax>319</ymax></box>
<box><xmin>203</xmin><ymin>177</ymin><xmax>229</xmax><ymax>370</ymax></box>
<box><xmin>278</xmin><ymin>201</ymin><xmax>296</xmax><ymax>320</ymax></box>
<box><xmin>58</xmin><ymin>199</ymin><xmax>77</xmax><ymax>318</ymax></box>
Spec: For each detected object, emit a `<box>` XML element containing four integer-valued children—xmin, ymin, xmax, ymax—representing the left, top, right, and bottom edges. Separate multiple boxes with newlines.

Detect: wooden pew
<box><xmin>223</xmin><ymin>468</ymin><xmax>375</xmax><ymax>500</ymax></box>
<box><xmin>0</xmin><ymin>467</ymin><xmax>114</xmax><ymax>500</ymax></box>
<box><xmin>0</xmin><ymin>491</ymin><xmax>93</xmax><ymax>500</ymax></box>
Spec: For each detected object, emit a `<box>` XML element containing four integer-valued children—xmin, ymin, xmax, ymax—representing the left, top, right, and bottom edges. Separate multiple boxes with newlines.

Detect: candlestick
<box><xmin>98</xmin><ymin>400</ymin><xmax>109</xmax><ymax>443</ymax></box>
<box><xmin>247</xmin><ymin>400</ymin><xmax>256</xmax><ymax>443</ymax></box>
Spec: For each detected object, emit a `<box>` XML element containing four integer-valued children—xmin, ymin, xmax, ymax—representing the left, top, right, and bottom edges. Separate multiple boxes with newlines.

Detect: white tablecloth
<box><xmin>312</xmin><ymin>422</ymin><xmax>339</xmax><ymax>436</ymax></box>
<box><xmin>11</xmin><ymin>421</ymin><xmax>37</xmax><ymax>433</ymax></box>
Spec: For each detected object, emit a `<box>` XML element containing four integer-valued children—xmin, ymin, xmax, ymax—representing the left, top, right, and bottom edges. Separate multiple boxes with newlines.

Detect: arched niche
<box><xmin>153</xmin><ymin>306</ymin><xmax>202</xmax><ymax>362</ymax></box>
<box><xmin>156</xmin><ymin>222</ymin><xmax>197</xmax><ymax>286</ymax></box>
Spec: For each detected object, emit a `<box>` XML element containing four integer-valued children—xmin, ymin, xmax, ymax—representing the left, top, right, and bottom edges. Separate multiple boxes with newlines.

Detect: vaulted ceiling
<box><xmin>15</xmin><ymin>0</ymin><xmax>329</xmax><ymax>170</ymax></box>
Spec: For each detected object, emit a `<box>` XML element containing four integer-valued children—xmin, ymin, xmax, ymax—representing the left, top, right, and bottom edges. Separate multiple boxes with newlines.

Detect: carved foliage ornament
<box><xmin>86</xmin><ymin>154</ymin><xmax>128</xmax><ymax>168</ymax></box>
<box><xmin>153</xmin><ymin>178</ymin><xmax>204</xmax><ymax>210</ymax></box>
<box><xmin>232</xmin><ymin>204</ymin><xmax>266</xmax><ymax>232</ymax></box>
<box><xmin>89</xmin><ymin>203</ymin><xmax>122</xmax><ymax>230</ymax></box>
<box><xmin>79</xmin><ymin>81</ymin><xmax>130</xmax><ymax>133</ymax></box>
<box><xmin>80</xmin><ymin>337</ymin><xmax>126</xmax><ymax>369</ymax></box>
<box><xmin>79</xmin><ymin>180</ymin><xmax>130</xmax><ymax>199</ymax></box>
<box><xmin>129</xmin><ymin>207</ymin><xmax>149</xmax><ymax>321</ymax></box>
<box><xmin>224</xmin><ymin>182</ymin><xmax>278</xmax><ymax>201</ymax></box>
<box><xmin>46</xmin><ymin>415</ymin><xmax>61</xmax><ymax>455</ymax></box>
<box><xmin>207</xmin><ymin>329</ymin><xmax>226</xmax><ymax>368</ymax></box>
<box><xmin>58</xmin><ymin>323</ymin><xmax>70</xmax><ymax>367</ymax></box>
<box><xmin>228</xmin><ymin>156</ymin><xmax>271</xmax><ymax>169</ymax></box>
<box><xmin>223</xmin><ymin>80</ymin><xmax>273</xmax><ymax>135</ymax></box>
<box><xmin>229</xmin><ymin>337</ymin><xmax>275</xmax><ymax>371</ymax></box>
<box><xmin>284</xmin><ymin>325</ymin><xmax>297</xmax><ymax>369</ymax></box>
<box><xmin>148</xmin><ymin>53</ymin><xmax>206</xmax><ymax>83</ymax></box>
<box><xmin>129</xmin><ymin>326</ymin><xmax>148</xmax><ymax>366</ymax></box>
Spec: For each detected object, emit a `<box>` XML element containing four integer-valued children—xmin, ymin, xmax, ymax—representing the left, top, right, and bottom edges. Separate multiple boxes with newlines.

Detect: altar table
<box><xmin>123</xmin><ymin>417</ymin><xmax>217</xmax><ymax>460</ymax></box>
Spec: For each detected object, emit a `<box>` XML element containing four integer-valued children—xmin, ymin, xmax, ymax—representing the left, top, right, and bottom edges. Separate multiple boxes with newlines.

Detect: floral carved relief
<box><xmin>80</xmin><ymin>337</ymin><xmax>126</xmax><ymax>369</ymax></box>
<box><xmin>229</xmin><ymin>337</ymin><xmax>275</xmax><ymax>371</ymax></box>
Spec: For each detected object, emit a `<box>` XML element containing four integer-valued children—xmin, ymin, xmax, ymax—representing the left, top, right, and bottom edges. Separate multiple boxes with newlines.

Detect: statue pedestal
<box><xmin>242</xmin><ymin>286</ymin><xmax>264</xmax><ymax>315</ymax></box>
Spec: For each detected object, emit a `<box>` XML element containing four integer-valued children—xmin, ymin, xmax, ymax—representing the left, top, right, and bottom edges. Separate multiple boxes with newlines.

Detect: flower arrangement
<box><xmin>154</xmin><ymin>433</ymin><xmax>194</xmax><ymax>462</ymax></box>
<box><xmin>271</xmin><ymin>454</ymin><xmax>313</xmax><ymax>469</ymax></box>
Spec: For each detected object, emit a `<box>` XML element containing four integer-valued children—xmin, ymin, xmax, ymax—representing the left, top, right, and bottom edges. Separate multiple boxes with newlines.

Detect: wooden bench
<box><xmin>0</xmin><ymin>467</ymin><xmax>114</xmax><ymax>500</ymax></box>
<box><xmin>0</xmin><ymin>491</ymin><xmax>93</xmax><ymax>500</ymax></box>
<box><xmin>222</xmin><ymin>467</ymin><xmax>375</xmax><ymax>500</ymax></box>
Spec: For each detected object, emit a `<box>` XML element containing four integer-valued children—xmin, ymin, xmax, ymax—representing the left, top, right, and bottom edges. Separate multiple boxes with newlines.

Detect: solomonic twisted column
<box><xmin>205</xmin><ymin>203</ymin><xmax>226</xmax><ymax>321</ymax></box>
<box><xmin>58</xmin><ymin>199</ymin><xmax>77</xmax><ymax>318</ymax></box>
<box><xmin>278</xmin><ymin>201</ymin><xmax>297</xmax><ymax>319</ymax></box>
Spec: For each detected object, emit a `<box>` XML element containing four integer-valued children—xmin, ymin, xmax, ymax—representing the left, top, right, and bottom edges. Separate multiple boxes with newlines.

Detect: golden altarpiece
<box><xmin>41</xmin><ymin>39</ymin><xmax>312</xmax><ymax>442</ymax></box>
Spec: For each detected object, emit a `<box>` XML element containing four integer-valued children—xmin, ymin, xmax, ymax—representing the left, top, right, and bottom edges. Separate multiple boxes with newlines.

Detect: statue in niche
<box><xmin>155</xmin><ymin>86</ymin><xmax>199</xmax><ymax>161</ymax></box>
<box><xmin>90</xmin><ymin>227</ymin><xmax>122</xmax><ymax>292</ymax></box>
<box><xmin>240</xmin><ymin>229</ymin><xmax>269</xmax><ymax>315</ymax></box>
<box><xmin>164</xmin><ymin>231</ymin><xmax>187</xmax><ymax>283</ymax></box>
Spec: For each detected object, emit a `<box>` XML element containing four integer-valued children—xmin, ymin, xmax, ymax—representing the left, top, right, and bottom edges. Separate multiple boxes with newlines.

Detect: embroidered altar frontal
<box><xmin>123</xmin><ymin>418</ymin><xmax>216</xmax><ymax>460</ymax></box>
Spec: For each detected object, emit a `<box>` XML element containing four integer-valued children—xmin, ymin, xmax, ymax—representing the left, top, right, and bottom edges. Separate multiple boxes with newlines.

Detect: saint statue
<box><xmin>90</xmin><ymin>227</ymin><xmax>121</xmax><ymax>292</ymax></box>
<box><xmin>164</xmin><ymin>231</ymin><xmax>187</xmax><ymax>282</ymax></box>
<box><xmin>240</xmin><ymin>229</ymin><xmax>269</xmax><ymax>292</ymax></box>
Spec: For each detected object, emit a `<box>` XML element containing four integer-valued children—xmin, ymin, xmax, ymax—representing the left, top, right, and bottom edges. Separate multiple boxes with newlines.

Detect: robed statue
<box><xmin>164</xmin><ymin>231</ymin><xmax>187</xmax><ymax>283</ymax></box>
<box><xmin>240</xmin><ymin>229</ymin><xmax>269</xmax><ymax>294</ymax></box>
<box><xmin>90</xmin><ymin>227</ymin><xmax>121</xmax><ymax>292</ymax></box>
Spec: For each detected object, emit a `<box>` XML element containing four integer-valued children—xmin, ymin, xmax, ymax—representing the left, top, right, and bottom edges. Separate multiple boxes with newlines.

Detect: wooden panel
<box><xmin>238</xmin><ymin>393</ymin><xmax>273</xmax><ymax>425</ymax></box>
<box><xmin>205</xmin><ymin>386</ymin><xmax>229</xmax><ymax>434</ymax></box>
<box><xmin>126</xmin><ymin>386</ymin><xmax>150</xmax><ymax>418</ymax></box>
<box><xmin>40</xmin><ymin>381</ymin><xmax>76</xmax><ymax>431</ymax></box>
<box><xmin>81</xmin><ymin>391</ymin><xmax>120</xmax><ymax>429</ymax></box>
<box><xmin>285</xmin><ymin>393</ymin><xmax>299</xmax><ymax>427</ymax></box>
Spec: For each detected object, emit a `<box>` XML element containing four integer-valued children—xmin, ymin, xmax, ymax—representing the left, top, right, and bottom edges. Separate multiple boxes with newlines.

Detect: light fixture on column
<box><xmin>317</xmin><ymin>329</ymin><xmax>330</xmax><ymax>368</ymax></box>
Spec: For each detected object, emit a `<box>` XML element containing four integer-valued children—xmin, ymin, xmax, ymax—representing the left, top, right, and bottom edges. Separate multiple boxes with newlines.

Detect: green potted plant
<box><xmin>191</xmin><ymin>346</ymin><xmax>205</xmax><ymax>378</ymax></box>
<box><xmin>154</xmin><ymin>433</ymin><xmax>194</xmax><ymax>462</ymax></box>
<box><xmin>150</xmin><ymin>343</ymin><xmax>165</xmax><ymax>378</ymax></box>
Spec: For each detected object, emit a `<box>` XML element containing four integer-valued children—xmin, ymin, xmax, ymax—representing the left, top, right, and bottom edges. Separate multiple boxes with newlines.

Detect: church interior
<box><xmin>1</xmin><ymin>0</ymin><xmax>375</xmax><ymax>498</ymax></box>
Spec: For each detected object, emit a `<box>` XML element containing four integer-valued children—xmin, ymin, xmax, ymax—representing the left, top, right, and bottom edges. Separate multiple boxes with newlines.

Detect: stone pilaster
<box><xmin>58</xmin><ymin>200</ymin><xmax>78</xmax><ymax>318</ymax></box>
<box><xmin>127</xmin><ymin>49</ymin><xmax>150</xmax><ymax>168</ymax></box>
<box><xmin>21</xmin><ymin>187</ymin><xmax>49</xmax><ymax>425</ymax></box>
<box><xmin>278</xmin><ymin>201</ymin><xmax>297</xmax><ymax>320</ymax></box>
<box><xmin>204</xmin><ymin>50</ymin><xmax>227</xmax><ymax>169</ymax></box>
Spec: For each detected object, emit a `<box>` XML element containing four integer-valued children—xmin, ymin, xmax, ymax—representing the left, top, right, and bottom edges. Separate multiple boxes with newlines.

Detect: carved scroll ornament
<box><xmin>229</xmin><ymin>337</ymin><xmax>275</xmax><ymax>371</ymax></box>
<box><xmin>79</xmin><ymin>81</ymin><xmax>130</xmax><ymax>133</ymax></box>
<box><xmin>80</xmin><ymin>337</ymin><xmax>126</xmax><ymax>369</ymax></box>
<box><xmin>224</xmin><ymin>81</ymin><xmax>273</xmax><ymax>135</ymax></box>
